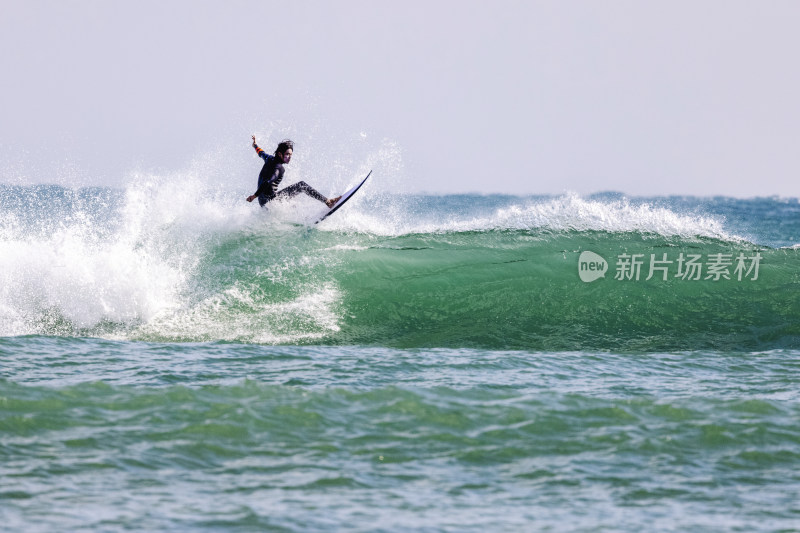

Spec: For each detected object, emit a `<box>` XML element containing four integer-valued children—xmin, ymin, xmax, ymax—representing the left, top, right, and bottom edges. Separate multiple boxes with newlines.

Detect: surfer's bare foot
<box><xmin>326</xmin><ymin>196</ymin><xmax>341</xmax><ymax>208</ymax></box>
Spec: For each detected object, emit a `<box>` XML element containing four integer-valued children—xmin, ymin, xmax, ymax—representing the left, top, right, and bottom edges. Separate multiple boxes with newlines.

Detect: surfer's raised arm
<box><xmin>252</xmin><ymin>135</ymin><xmax>268</xmax><ymax>161</ymax></box>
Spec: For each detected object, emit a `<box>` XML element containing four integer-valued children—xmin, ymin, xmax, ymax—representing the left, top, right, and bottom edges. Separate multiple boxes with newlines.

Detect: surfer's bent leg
<box><xmin>275</xmin><ymin>181</ymin><xmax>328</xmax><ymax>204</ymax></box>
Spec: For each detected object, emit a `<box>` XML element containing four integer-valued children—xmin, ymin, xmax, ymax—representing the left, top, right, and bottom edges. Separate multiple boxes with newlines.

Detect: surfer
<box><xmin>246</xmin><ymin>136</ymin><xmax>341</xmax><ymax>208</ymax></box>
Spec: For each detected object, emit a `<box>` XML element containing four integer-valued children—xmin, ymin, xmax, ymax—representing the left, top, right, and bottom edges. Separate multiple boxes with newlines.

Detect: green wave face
<box><xmin>331</xmin><ymin>231</ymin><xmax>799</xmax><ymax>351</ymax></box>
<box><xmin>129</xmin><ymin>228</ymin><xmax>799</xmax><ymax>352</ymax></box>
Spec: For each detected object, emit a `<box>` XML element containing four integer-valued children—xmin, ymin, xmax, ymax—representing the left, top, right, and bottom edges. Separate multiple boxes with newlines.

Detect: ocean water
<box><xmin>1</xmin><ymin>180</ymin><xmax>799</xmax><ymax>531</ymax></box>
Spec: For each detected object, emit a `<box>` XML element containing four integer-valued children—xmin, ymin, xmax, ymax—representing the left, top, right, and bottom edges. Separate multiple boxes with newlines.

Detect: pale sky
<box><xmin>1</xmin><ymin>0</ymin><xmax>799</xmax><ymax>197</ymax></box>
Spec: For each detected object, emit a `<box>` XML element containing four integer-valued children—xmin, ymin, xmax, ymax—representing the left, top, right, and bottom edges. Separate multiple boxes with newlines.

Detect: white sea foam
<box><xmin>0</xmin><ymin>172</ymin><xmax>264</xmax><ymax>336</ymax></box>
<box><xmin>320</xmin><ymin>192</ymin><xmax>736</xmax><ymax>240</ymax></box>
<box><xmin>134</xmin><ymin>282</ymin><xmax>341</xmax><ymax>344</ymax></box>
<box><xmin>0</xmin><ymin>160</ymin><xmax>355</xmax><ymax>340</ymax></box>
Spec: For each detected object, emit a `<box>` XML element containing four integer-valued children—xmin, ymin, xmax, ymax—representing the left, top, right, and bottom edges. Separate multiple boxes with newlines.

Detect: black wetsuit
<box><xmin>252</xmin><ymin>145</ymin><xmax>328</xmax><ymax>207</ymax></box>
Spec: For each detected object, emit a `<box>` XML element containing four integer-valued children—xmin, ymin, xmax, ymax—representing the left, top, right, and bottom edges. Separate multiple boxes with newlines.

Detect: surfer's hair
<box><xmin>275</xmin><ymin>139</ymin><xmax>294</xmax><ymax>156</ymax></box>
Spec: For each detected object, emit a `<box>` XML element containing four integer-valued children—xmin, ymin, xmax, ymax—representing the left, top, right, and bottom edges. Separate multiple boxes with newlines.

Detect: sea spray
<box><xmin>320</xmin><ymin>192</ymin><xmax>736</xmax><ymax>238</ymax></box>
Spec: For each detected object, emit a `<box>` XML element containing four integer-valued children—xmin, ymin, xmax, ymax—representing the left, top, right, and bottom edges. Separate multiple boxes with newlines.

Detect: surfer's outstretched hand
<box><xmin>246</xmin><ymin>195</ymin><xmax>256</xmax><ymax>202</ymax></box>
<box><xmin>252</xmin><ymin>135</ymin><xmax>257</xmax><ymax>147</ymax></box>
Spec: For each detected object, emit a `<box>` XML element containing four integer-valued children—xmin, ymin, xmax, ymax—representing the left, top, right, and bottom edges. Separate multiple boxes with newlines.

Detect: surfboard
<box><xmin>314</xmin><ymin>171</ymin><xmax>372</xmax><ymax>224</ymax></box>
